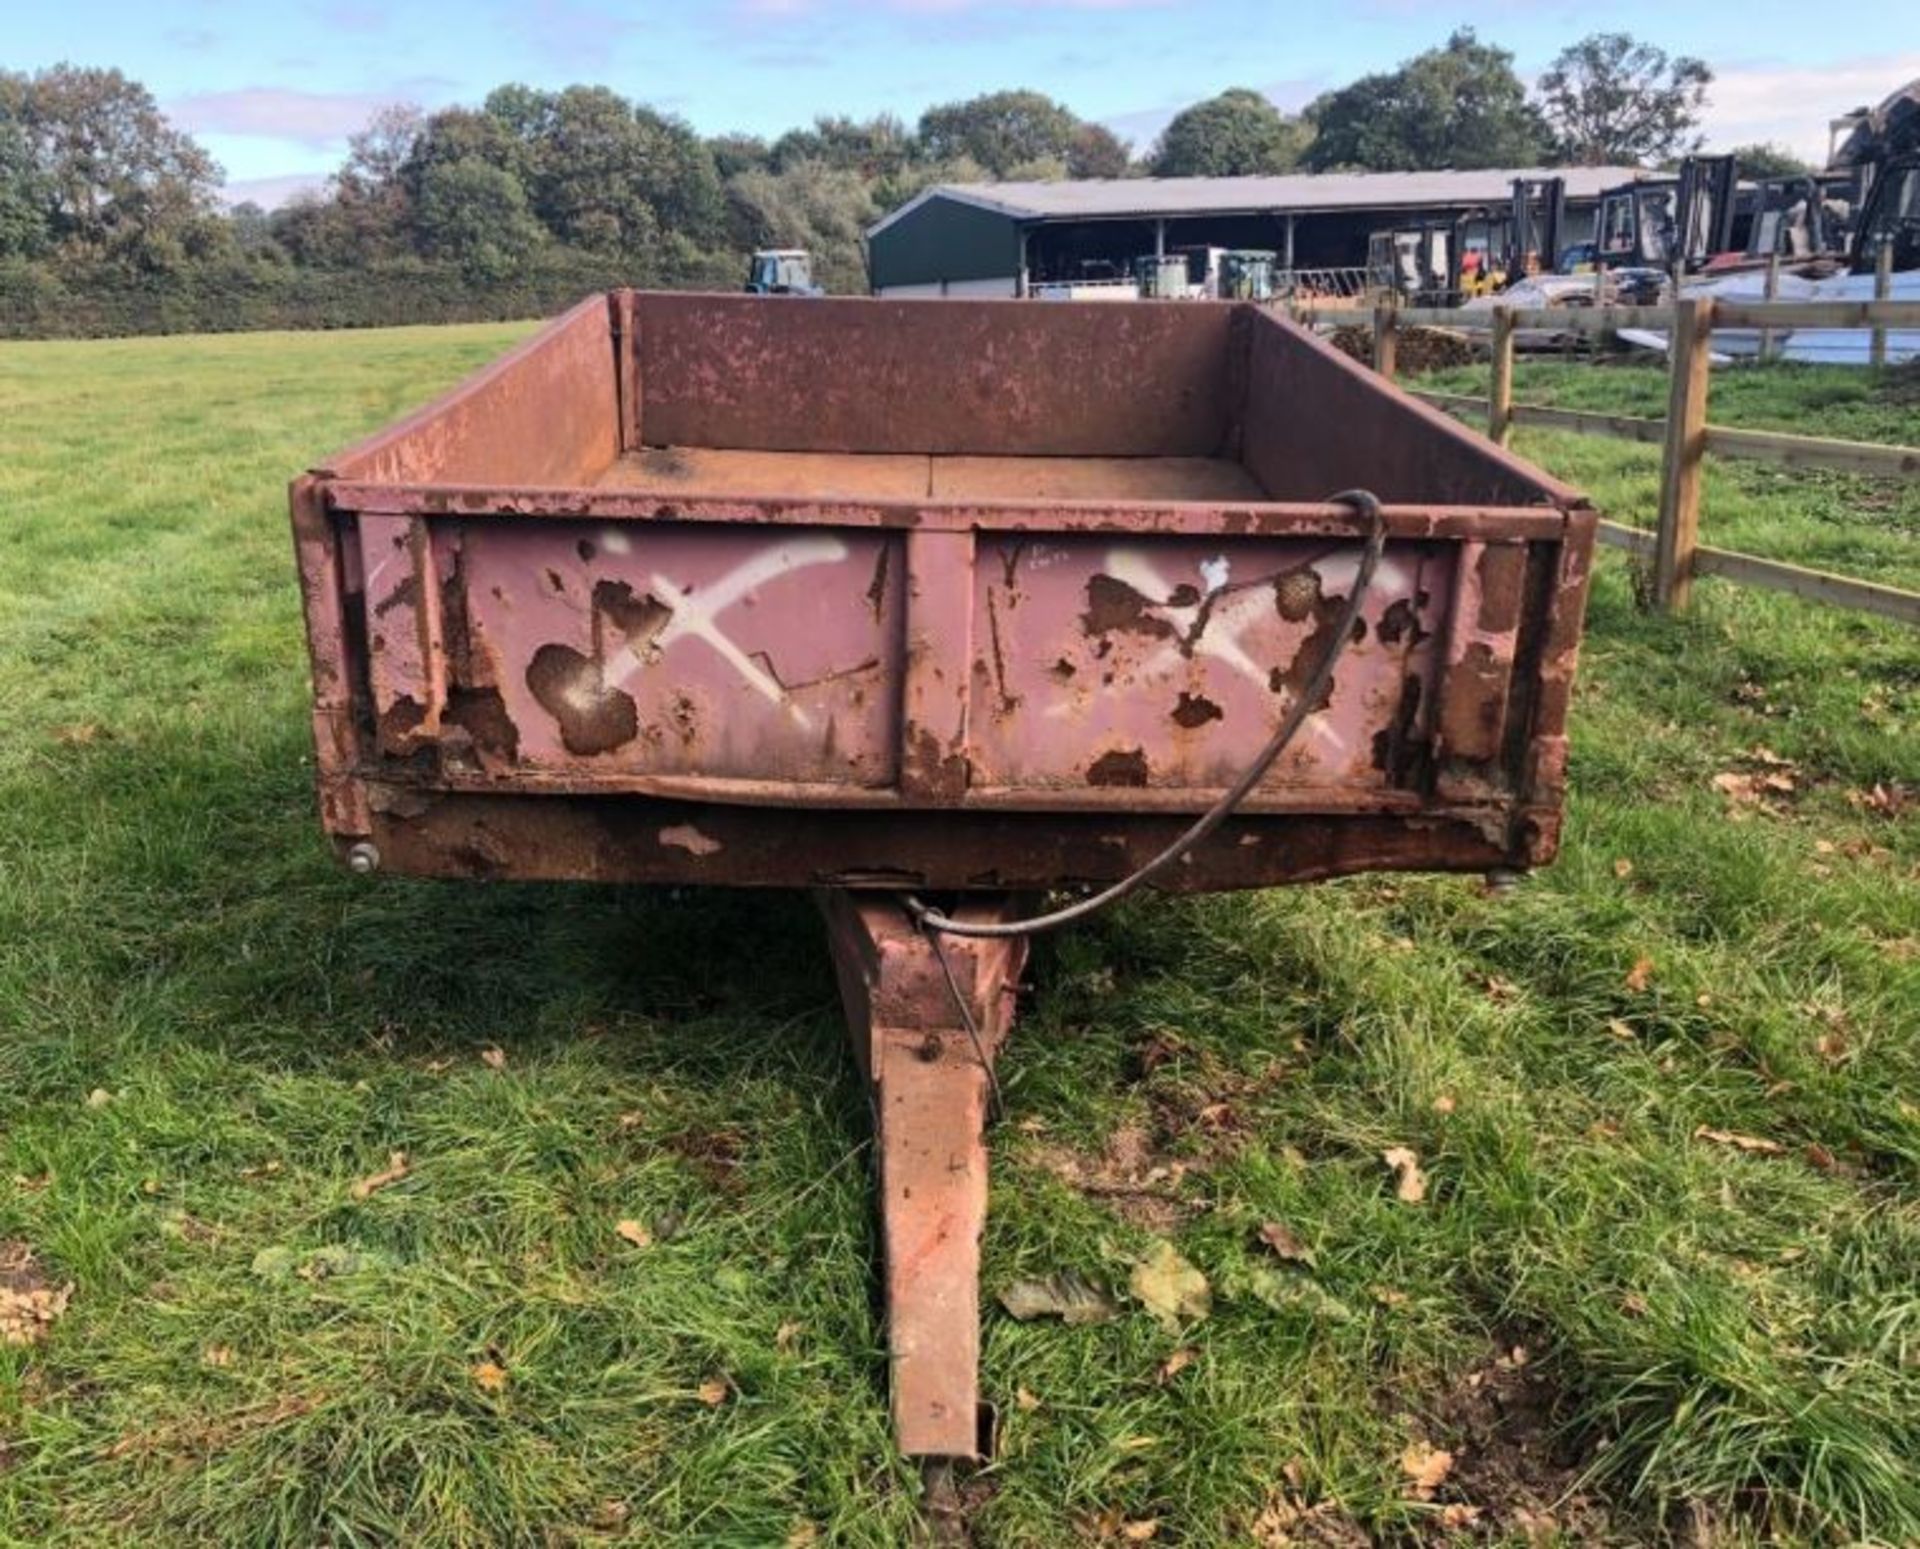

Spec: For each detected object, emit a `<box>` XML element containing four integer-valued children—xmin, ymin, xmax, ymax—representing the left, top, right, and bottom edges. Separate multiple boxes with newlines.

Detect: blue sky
<box><xmin>12</xmin><ymin>0</ymin><xmax>1919</xmax><ymax>204</ymax></box>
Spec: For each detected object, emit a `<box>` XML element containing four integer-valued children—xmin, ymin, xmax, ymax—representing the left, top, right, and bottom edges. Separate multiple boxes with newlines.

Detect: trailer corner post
<box><xmin>1372</xmin><ymin>301</ymin><xmax>1398</xmax><ymax>381</ymax></box>
<box><xmin>1489</xmin><ymin>306</ymin><xmax>1515</xmax><ymax>448</ymax></box>
<box><xmin>1872</xmin><ymin>243</ymin><xmax>1894</xmax><ymax>369</ymax></box>
<box><xmin>1654</xmin><ymin>297</ymin><xmax>1715</xmax><ymax>613</ymax></box>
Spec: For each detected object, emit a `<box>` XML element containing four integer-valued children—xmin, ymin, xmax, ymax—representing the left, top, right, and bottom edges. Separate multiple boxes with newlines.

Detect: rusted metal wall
<box><xmin>323</xmin><ymin>294</ymin><xmax>620</xmax><ymax>487</ymax></box>
<box><xmin>1240</xmin><ymin>311</ymin><xmax>1584</xmax><ymax>507</ymax></box>
<box><xmin>631</xmin><ymin>293</ymin><xmax>1238</xmax><ymax>457</ymax></box>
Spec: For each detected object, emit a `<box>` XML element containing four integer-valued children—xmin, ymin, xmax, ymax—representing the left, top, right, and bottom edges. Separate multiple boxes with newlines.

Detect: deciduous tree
<box><xmin>1150</xmin><ymin>89</ymin><xmax>1308</xmax><ymax>176</ymax></box>
<box><xmin>1538</xmin><ymin>32</ymin><xmax>1712</xmax><ymax>166</ymax></box>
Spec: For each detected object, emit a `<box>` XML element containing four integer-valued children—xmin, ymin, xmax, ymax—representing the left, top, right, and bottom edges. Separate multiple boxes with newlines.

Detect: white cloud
<box><xmin>219</xmin><ymin>172</ymin><xmax>332</xmax><ymax>210</ymax></box>
<box><xmin>1696</xmin><ymin>54</ymin><xmax>1920</xmax><ymax>167</ymax></box>
<box><xmin>166</xmin><ymin>83</ymin><xmax>448</xmax><ymax>150</ymax></box>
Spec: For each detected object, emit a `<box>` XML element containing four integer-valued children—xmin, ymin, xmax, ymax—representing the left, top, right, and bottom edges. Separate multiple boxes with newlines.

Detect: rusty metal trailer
<box><xmin>290</xmin><ymin>290</ymin><xmax>1596</xmax><ymax>1471</ymax></box>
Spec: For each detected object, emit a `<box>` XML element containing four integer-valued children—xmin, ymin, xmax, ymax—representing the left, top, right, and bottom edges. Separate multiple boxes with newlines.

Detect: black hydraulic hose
<box><xmin>905</xmin><ymin>488</ymin><xmax>1388</xmax><ymax>942</ymax></box>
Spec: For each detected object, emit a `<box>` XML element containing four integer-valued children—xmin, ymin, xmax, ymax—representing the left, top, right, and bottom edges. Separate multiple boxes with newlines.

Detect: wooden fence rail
<box><xmin>1340</xmin><ymin>293</ymin><xmax>1919</xmax><ymax>624</ymax></box>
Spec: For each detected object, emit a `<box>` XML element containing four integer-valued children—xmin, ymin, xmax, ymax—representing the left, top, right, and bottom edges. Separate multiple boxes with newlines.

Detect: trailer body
<box><xmin>293</xmin><ymin>291</ymin><xmax>1595</xmax><ymax>895</ymax></box>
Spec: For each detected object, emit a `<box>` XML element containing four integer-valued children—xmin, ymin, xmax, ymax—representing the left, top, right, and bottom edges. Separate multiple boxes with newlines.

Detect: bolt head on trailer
<box><xmin>289</xmin><ymin>290</ymin><xmax>1597</xmax><ymax>1469</ymax></box>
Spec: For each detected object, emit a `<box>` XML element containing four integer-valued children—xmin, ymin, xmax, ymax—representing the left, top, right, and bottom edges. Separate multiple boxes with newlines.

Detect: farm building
<box><xmin>865</xmin><ymin>166</ymin><xmax>1645</xmax><ymax>298</ymax></box>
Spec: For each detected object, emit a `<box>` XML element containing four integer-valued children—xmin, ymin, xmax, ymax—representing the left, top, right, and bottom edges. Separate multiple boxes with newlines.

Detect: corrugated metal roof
<box><xmin>869</xmin><ymin>166</ymin><xmax>1647</xmax><ymax>238</ymax></box>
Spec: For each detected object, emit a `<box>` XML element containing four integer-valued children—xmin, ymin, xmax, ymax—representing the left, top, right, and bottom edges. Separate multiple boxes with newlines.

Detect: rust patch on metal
<box><xmin>1438</xmin><ymin>641</ymin><xmax>1508</xmax><ymax>760</ymax></box>
<box><xmin>1268</xmin><ymin>585</ymin><xmax>1362</xmax><ymax>710</ymax></box>
<box><xmin>444</xmin><ymin>686</ymin><xmax>520</xmax><ymax>764</ymax></box>
<box><xmin>1273</xmin><ymin>569</ymin><xmax>1319</xmax><ymax>622</ymax></box>
<box><xmin>576</xmin><ymin>537</ymin><xmax>596</xmax><ymax>562</ymax></box>
<box><xmin>592</xmin><ymin>578</ymin><xmax>672</xmax><ymax>649</ymax></box>
<box><xmin>1377</xmin><ymin>597</ymin><xmax>1426</xmax><ymax>645</ymax></box>
<box><xmin>526</xmin><ymin>644</ymin><xmax>640</xmax><ymax>756</ymax></box>
<box><xmin>1049</xmin><ymin>656</ymin><xmax>1076</xmax><ymax>683</ymax></box>
<box><xmin>1370</xmin><ymin>674</ymin><xmax>1429</xmax><ymax>786</ymax></box>
<box><xmin>1087</xmin><ymin>747</ymin><xmax>1150</xmax><ymax>787</ymax></box>
<box><xmin>1171</xmin><ymin>691</ymin><xmax>1223</xmax><ymax>728</ymax></box>
<box><xmin>1082</xmin><ymin>574</ymin><xmax>1175</xmax><ymax>640</ymax></box>
<box><xmin>1476</xmin><ymin>545</ymin><xmax>1526</xmax><ymax>634</ymax></box>
<box><xmin>866</xmin><ymin>544</ymin><xmax>890</xmax><ymax>622</ymax></box>
<box><xmin>372</xmin><ymin>571</ymin><xmax>419</xmax><ymax>619</ymax></box>
<box><xmin>906</xmin><ymin>726</ymin><xmax>971</xmax><ymax>802</ymax></box>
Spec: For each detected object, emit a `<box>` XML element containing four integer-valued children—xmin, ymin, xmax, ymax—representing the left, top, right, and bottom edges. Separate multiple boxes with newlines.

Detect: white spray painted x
<box><xmin>606</xmin><ymin>534</ymin><xmax>850</xmax><ymax>729</ymax></box>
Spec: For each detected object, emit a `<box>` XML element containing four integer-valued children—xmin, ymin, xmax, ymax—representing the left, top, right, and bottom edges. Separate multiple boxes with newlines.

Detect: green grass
<box><xmin>2</xmin><ymin>332</ymin><xmax>1917</xmax><ymax>1546</ymax></box>
<box><xmin>1419</xmin><ymin>356</ymin><xmax>1920</xmax><ymax>591</ymax></box>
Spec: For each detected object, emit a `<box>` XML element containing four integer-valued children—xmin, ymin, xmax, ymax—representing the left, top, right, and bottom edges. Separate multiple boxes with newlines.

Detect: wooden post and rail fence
<box><xmin>1325</xmin><ymin>285</ymin><xmax>1920</xmax><ymax>626</ymax></box>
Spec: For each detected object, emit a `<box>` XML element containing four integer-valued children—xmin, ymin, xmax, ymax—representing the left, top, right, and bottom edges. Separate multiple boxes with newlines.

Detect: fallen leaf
<box><xmin>1803</xmin><ymin>1142</ymin><xmax>1839</xmax><ymax>1172</ymax></box>
<box><xmin>1621</xmin><ymin>1292</ymin><xmax>1649</xmax><ymax>1318</ymax></box>
<box><xmin>1257</xmin><ymin>1220</ymin><xmax>1316</xmax><ymax>1266</ymax></box>
<box><xmin>1155</xmin><ymin>1346</ymin><xmax>1198</xmax><ymax>1384</ymax></box>
<box><xmin>1120</xmin><ymin>1521</ymin><xmax>1160</xmax><ymax>1542</ymax></box>
<box><xmin>1432</xmin><ymin>1093</ymin><xmax>1456</xmax><ymax>1115</ymax></box>
<box><xmin>1694</xmin><ymin>1126</ymin><xmax>1784</xmax><ymax>1156</ymax></box>
<box><xmin>239</xmin><ymin>1160</ymin><xmax>283</xmax><ymax>1180</ymax></box>
<box><xmin>616</xmin><ymin>1110</ymin><xmax>644</xmax><ymax>1130</ymax></box>
<box><xmin>480</xmin><ymin>1046</ymin><xmax>508</xmax><ymax>1070</ymax></box>
<box><xmin>85</xmin><ymin>1088</ymin><xmax>113</xmax><ymax>1110</ymax></box>
<box><xmin>1612</xmin><ymin>857</ymin><xmax>1634</xmax><ymax>879</ymax></box>
<box><xmin>472</xmin><ymin>1359</ymin><xmax>508</xmax><ymax>1393</ymax></box>
<box><xmin>12</xmin><ymin>1172</ymin><xmax>51</xmax><ymax>1194</ymax></box>
<box><xmin>51</xmin><ymin>723</ymin><xmax>102</xmax><ymax>746</ymax></box>
<box><xmin>696</xmin><ymin>1377</ymin><xmax>729</xmax><ymax>1407</ymax></box>
<box><xmin>614</xmin><ymin>1218</ymin><xmax>652</xmax><ymax>1249</ymax></box>
<box><xmin>1372</xmin><ymin>1285</ymin><xmax>1410</xmax><ymax>1307</ymax></box>
<box><xmin>0</xmin><ymin>1247</ymin><xmax>72</xmax><ymax>1349</ymax></box>
<box><xmin>775</xmin><ymin>1320</ymin><xmax>802</xmax><ymax>1353</ymax></box>
<box><xmin>1129</xmin><ymin>1241</ymin><xmax>1211</xmax><ymax>1331</ymax></box>
<box><xmin>1401</xmin><ymin>1440</ymin><xmax>1454</xmax><ymax>1500</ymax></box>
<box><xmin>1014</xmin><ymin>1386</ymin><xmax>1042</xmax><ymax>1412</ymax></box>
<box><xmin>1382</xmin><ymin>1146</ymin><xmax>1427</xmax><ymax>1204</ymax></box>
<box><xmin>1624</xmin><ymin>956</ymin><xmax>1655</xmax><ymax>993</ymax></box>
<box><xmin>998</xmin><ymin>1271</ymin><xmax>1117</xmax><ymax>1325</ymax></box>
<box><xmin>349</xmin><ymin>1151</ymin><xmax>409</xmax><ymax>1201</ymax></box>
<box><xmin>1233</xmin><ymin>1265</ymin><xmax>1355</xmax><ymax>1323</ymax></box>
<box><xmin>202</xmin><ymin>1344</ymin><xmax>235</xmax><ymax>1368</ymax></box>
<box><xmin>785</xmin><ymin>1524</ymin><xmax>818</xmax><ymax>1549</ymax></box>
<box><xmin>1606</xmin><ymin>1018</ymin><xmax>1637</xmax><ymax>1041</ymax></box>
<box><xmin>1483</xmin><ymin>975</ymin><xmax>1521</xmax><ymax>1003</ymax></box>
<box><xmin>590</xmin><ymin>1501</ymin><xmax>632</xmax><ymax>1530</ymax></box>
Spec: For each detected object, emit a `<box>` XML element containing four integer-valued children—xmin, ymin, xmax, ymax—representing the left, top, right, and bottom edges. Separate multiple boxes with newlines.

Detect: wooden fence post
<box><xmin>1488</xmin><ymin>307</ymin><xmax>1515</xmax><ymax>448</ymax></box>
<box><xmin>1871</xmin><ymin>243</ymin><xmax>1893</xmax><ymax>369</ymax></box>
<box><xmin>1653</xmin><ymin>298</ymin><xmax>1715</xmax><ymax>613</ymax></box>
<box><xmin>1372</xmin><ymin>301</ymin><xmax>1398</xmax><ymax>381</ymax></box>
<box><xmin>1759</xmin><ymin>252</ymin><xmax>1780</xmax><ymax>364</ymax></box>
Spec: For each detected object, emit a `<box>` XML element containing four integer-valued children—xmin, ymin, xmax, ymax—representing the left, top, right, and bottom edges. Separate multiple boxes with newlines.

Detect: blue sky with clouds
<box><xmin>12</xmin><ymin>1</ymin><xmax>1919</xmax><ymax>204</ymax></box>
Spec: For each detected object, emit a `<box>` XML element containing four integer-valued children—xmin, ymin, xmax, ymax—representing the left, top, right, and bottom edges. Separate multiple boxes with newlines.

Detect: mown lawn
<box><xmin>1</xmin><ymin>330</ymin><xmax>1916</xmax><ymax>1547</ymax></box>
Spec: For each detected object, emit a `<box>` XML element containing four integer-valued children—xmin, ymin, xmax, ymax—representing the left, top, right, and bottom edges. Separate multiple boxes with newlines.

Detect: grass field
<box><xmin>1</xmin><ymin>328</ymin><xmax>1916</xmax><ymax>1547</ymax></box>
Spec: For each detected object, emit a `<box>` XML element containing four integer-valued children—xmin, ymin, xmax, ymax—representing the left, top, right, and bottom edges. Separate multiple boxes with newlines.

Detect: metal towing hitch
<box><xmin>816</xmin><ymin>890</ymin><xmax>1030</xmax><ymax>1466</ymax></box>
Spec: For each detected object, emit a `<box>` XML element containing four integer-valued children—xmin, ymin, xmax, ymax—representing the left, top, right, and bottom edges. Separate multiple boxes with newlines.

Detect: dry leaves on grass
<box><xmin>480</xmin><ymin>1046</ymin><xmax>508</xmax><ymax>1070</ymax></box>
<box><xmin>1382</xmin><ymin>1146</ymin><xmax>1427</xmax><ymax>1204</ymax></box>
<box><xmin>471</xmin><ymin>1359</ymin><xmax>508</xmax><ymax>1394</ymax></box>
<box><xmin>1155</xmin><ymin>1347</ymin><xmax>1198</xmax><ymax>1385</ymax></box>
<box><xmin>349</xmin><ymin>1151</ymin><xmax>409</xmax><ymax>1201</ymax></box>
<box><xmin>998</xmin><ymin>1271</ymin><xmax>1117</xmax><ymax>1325</ymax></box>
<box><xmin>1711</xmin><ymin>749</ymin><xmax>1799</xmax><ymax>818</ymax></box>
<box><xmin>1258</xmin><ymin>1221</ymin><xmax>1316</xmax><ymax>1267</ymax></box>
<box><xmin>1612</xmin><ymin>857</ymin><xmax>1634</xmax><ymax>879</ymax></box>
<box><xmin>0</xmin><ymin>1243</ymin><xmax>71</xmax><ymax>1348</ymax></box>
<box><xmin>1848</xmin><ymin>781</ymin><xmax>1912</xmax><ymax>819</ymax></box>
<box><xmin>614</xmin><ymin>1218</ymin><xmax>652</xmax><ymax>1248</ymax></box>
<box><xmin>1694</xmin><ymin>1126</ymin><xmax>1784</xmax><ymax>1156</ymax></box>
<box><xmin>695</xmin><ymin>1377</ymin><xmax>729</xmax><ymax>1407</ymax></box>
<box><xmin>1624</xmin><ymin>956</ymin><xmax>1655</xmax><ymax>994</ymax></box>
<box><xmin>1129</xmin><ymin>1241</ymin><xmax>1211</xmax><ymax>1332</ymax></box>
<box><xmin>1400</xmin><ymin>1439</ymin><xmax>1455</xmax><ymax>1501</ymax></box>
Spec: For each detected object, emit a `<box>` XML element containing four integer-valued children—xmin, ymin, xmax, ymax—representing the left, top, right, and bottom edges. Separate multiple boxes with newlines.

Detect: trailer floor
<box><xmin>594</xmin><ymin>446</ymin><xmax>1267</xmax><ymax>502</ymax></box>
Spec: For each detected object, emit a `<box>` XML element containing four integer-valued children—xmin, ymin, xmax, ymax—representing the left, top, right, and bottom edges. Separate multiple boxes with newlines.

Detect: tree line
<box><xmin>1</xmin><ymin>32</ymin><xmax>1813</xmax><ymax>337</ymax></box>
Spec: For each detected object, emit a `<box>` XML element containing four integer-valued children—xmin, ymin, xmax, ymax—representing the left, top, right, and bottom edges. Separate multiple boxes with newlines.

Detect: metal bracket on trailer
<box><xmin>815</xmin><ymin>890</ymin><xmax>1029</xmax><ymax>1463</ymax></box>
